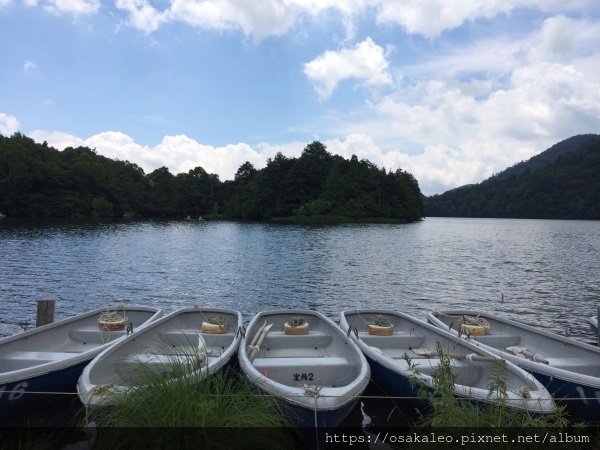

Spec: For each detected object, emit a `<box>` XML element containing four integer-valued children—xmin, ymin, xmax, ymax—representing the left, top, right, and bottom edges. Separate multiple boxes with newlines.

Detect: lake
<box><xmin>1</xmin><ymin>217</ymin><xmax>599</xmax><ymax>340</ymax></box>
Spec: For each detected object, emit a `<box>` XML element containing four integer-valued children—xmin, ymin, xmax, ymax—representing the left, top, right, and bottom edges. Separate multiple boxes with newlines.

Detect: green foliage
<box><xmin>93</xmin><ymin>370</ymin><xmax>285</xmax><ymax>428</ymax></box>
<box><xmin>405</xmin><ymin>344</ymin><xmax>569</xmax><ymax>428</ymax></box>
<box><xmin>90</xmin><ymin>355</ymin><xmax>293</xmax><ymax>449</ymax></box>
<box><xmin>0</xmin><ymin>133</ymin><xmax>424</xmax><ymax>222</ymax></box>
<box><xmin>426</xmin><ymin>136</ymin><xmax>600</xmax><ymax>219</ymax></box>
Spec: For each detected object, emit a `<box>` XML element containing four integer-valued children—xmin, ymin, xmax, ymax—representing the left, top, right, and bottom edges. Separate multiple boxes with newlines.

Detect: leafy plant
<box><xmin>404</xmin><ymin>343</ymin><xmax>569</xmax><ymax>428</ymax></box>
<box><xmin>88</xmin><ymin>351</ymin><xmax>294</xmax><ymax>449</ymax></box>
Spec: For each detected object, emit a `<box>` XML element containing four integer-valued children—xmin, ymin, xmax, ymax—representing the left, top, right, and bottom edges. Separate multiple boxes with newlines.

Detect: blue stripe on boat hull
<box><xmin>530</xmin><ymin>370</ymin><xmax>600</xmax><ymax>420</ymax></box>
<box><xmin>365</xmin><ymin>354</ymin><xmax>522</xmax><ymax>414</ymax></box>
<box><xmin>0</xmin><ymin>360</ymin><xmax>89</xmax><ymax>419</ymax></box>
<box><xmin>365</xmin><ymin>354</ymin><xmax>429</xmax><ymax>412</ymax></box>
<box><xmin>274</xmin><ymin>397</ymin><xmax>360</xmax><ymax>449</ymax></box>
<box><xmin>276</xmin><ymin>397</ymin><xmax>358</xmax><ymax>429</ymax></box>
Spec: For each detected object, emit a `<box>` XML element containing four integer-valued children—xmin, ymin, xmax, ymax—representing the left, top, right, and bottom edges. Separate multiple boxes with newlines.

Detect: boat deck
<box><xmin>249</xmin><ymin>330</ymin><xmax>359</xmax><ymax>386</ymax></box>
<box><xmin>111</xmin><ymin>330</ymin><xmax>236</xmax><ymax>377</ymax></box>
<box><xmin>473</xmin><ymin>335</ymin><xmax>521</xmax><ymax>347</ymax></box>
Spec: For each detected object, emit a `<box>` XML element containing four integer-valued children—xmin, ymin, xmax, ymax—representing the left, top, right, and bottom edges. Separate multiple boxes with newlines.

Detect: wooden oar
<box><xmin>246</xmin><ymin>320</ymin><xmax>267</xmax><ymax>358</ymax></box>
<box><xmin>249</xmin><ymin>320</ymin><xmax>267</xmax><ymax>347</ymax></box>
<box><xmin>505</xmin><ymin>346</ymin><xmax>549</xmax><ymax>364</ymax></box>
<box><xmin>248</xmin><ymin>324</ymin><xmax>273</xmax><ymax>362</ymax></box>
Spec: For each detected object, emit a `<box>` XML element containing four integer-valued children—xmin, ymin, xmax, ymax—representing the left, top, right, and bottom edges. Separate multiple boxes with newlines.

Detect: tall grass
<box><xmin>89</xmin><ymin>351</ymin><xmax>296</xmax><ymax>449</ymax></box>
<box><xmin>405</xmin><ymin>343</ymin><xmax>569</xmax><ymax>427</ymax></box>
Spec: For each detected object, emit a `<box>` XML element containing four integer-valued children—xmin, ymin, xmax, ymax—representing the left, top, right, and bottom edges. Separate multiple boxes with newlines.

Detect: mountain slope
<box><xmin>490</xmin><ymin>134</ymin><xmax>600</xmax><ymax>181</ymax></box>
<box><xmin>426</xmin><ymin>135</ymin><xmax>600</xmax><ymax>219</ymax></box>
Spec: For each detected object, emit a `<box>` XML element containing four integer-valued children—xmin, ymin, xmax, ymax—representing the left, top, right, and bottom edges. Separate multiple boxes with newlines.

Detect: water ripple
<box><xmin>0</xmin><ymin>218</ymin><xmax>599</xmax><ymax>338</ymax></box>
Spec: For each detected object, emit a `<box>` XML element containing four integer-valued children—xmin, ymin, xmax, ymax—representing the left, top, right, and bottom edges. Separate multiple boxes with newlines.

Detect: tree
<box><xmin>234</xmin><ymin>162</ymin><xmax>257</xmax><ymax>183</ymax></box>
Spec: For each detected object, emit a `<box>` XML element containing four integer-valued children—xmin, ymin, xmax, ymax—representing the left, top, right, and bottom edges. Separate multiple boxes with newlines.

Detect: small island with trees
<box><xmin>0</xmin><ymin>133</ymin><xmax>425</xmax><ymax>223</ymax></box>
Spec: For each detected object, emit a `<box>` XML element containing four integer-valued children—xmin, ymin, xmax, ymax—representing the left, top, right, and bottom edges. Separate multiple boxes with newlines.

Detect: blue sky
<box><xmin>1</xmin><ymin>1</ymin><xmax>599</xmax><ymax>195</ymax></box>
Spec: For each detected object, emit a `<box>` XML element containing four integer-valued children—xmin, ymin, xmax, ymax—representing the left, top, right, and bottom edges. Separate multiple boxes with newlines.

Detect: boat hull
<box><xmin>341</xmin><ymin>309</ymin><xmax>555</xmax><ymax>415</ymax></box>
<box><xmin>529</xmin><ymin>370</ymin><xmax>600</xmax><ymax>419</ymax></box>
<box><xmin>0</xmin><ymin>359</ymin><xmax>88</xmax><ymax>418</ymax></box>
<box><xmin>78</xmin><ymin>307</ymin><xmax>242</xmax><ymax>408</ymax></box>
<box><xmin>239</xmin><ymin>309</ymin><xmax>370</xmax><ymax>430</ymax></box>
<box><xmin>0</xmin><ymin>306</ymin><xmax>162</xmax><ymax>418</ymax></box>
<box><xmin>427</xmin><ymin>310</ymin><xmax>600</xmax><ymax>419</ymax></box>
<box><xmin>588</xmin><ymin>317</ymin><xmax>598</xmax><ymax>335</ymax></box>
<box><xmin>274</xmin><ymin>392</ymin><xmax>359</xmax><ymax>429</ymax></box>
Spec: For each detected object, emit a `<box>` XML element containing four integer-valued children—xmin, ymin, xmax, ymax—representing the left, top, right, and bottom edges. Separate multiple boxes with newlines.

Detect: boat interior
<box><xmin>343</xmin><ymin>311</ymin><xmax>536</xmax><ymax>391</ymax></box>
<box><xmin>249</xmin><ymin>313</ymin><xmax>360</xmax><ymax>388</ymax></box>
<box><xmin>431</xmin><ymin>311</ymin><xmax>600</xmax><ymax>377</ymax></box>
<box><xmin>89</xmin><ymin>310</ymin><xmax>239</xmax><ymax>385</ymax></box>
<box><xmin>0</xmin><ymin>309</ymin><xmax>156</xmax><ymax>373</ymax></box>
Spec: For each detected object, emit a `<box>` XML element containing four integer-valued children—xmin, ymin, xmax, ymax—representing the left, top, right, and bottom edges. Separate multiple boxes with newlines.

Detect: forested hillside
<box><xmin>426</xmin><ymin>136</ymin><xmax>600</xmax><ymax>219</ymax></box>
<box><xmin>0</xmin><ymin>133</ymin><xmax>424</xmax><ymax>222</ymax></box>
<box><xmin>489</xmin><ymin>134</ymin><xmax>599</xmax><ymax>182</ymax></box>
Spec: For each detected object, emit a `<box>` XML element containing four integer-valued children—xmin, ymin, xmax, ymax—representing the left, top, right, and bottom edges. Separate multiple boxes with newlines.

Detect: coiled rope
<box><xmin>370</xmin><ymin>315</ymin><xmax>393</xmax><ymax>328</ymax></box>
<box><xmin>287</xmin><ymin>317</ymin><xmax>306</xmax><ymax>328</ymax></box>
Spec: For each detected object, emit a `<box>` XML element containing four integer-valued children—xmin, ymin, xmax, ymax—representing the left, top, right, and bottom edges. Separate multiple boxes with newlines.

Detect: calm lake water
<box><xmin>1</xmin><ymin>217</ymin><xmax>599</xmax><ymax>340</ymax></box>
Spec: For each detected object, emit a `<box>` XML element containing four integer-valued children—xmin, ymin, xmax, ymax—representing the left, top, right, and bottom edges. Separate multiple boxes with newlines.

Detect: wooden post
<box><xmin>36</xmin><ymin>299</ymin><xmax>55</xmax><ymax>327</ymax></box>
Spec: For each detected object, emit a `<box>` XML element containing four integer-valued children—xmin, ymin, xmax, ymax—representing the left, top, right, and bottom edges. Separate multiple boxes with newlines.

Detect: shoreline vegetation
<box><xmin>0</xmin><ymin>133</ymin><xmax>424</xmax><ymax>223</ymax></box>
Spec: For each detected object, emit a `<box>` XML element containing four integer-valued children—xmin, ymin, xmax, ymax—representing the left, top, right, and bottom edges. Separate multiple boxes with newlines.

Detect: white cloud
<box><xmin>44</xmin><ymin>0</ymin><xmax>99</xmax><ymax>15</ymax></box>
<box><xmin>375</xmin><ymin>0</ymin><xmax>515</xmax><ymax>39</ymax></box>
<box><xmin>304</xmin><ymin>37</ymin><xmax>392</xmax><ymax>100</ymax></box>
<box><xmin>114</xmin><ymin>0</ymin><xmax>376</xmax><ymax>38</ymax></box>
<box><xmin>530</xmin><ymin>15</ymin><xmax>600</xmax><ymax>63</ymax></box>
<box><xmin>24</xmin><ymin>60</ymin><xmax>38</xmax><ymax>73</ymax></box>
<box><xmin>374</xmin><ymin>0</ymin><xmax>598</xmax><ymax>39</ymax></box>
<box><xmin>314</xmin><ymin>14</ymin><xmax>600</xmax><ymax>194</ymax></box>
<box><xmin>10</xmin><ymin>7</ymin><xmax>600</xmax><ymax>197</ymax></box>
<box><xmin>331</xmin><ymin>60</ymin><xmax>600</xmax><ymax>194</ymax></box>
<box><xmin>169</xmin><ymin>0</ymin><xmax>298</xmax><ymax>39</ymax></box>
<box><xmin>0</xmin><ymin>113</ymin><xmax>19</xmax><ymax>136</ymax></box>
<box><xmin>10</xmin><ymin>0</ymin><xmax>596</xmax><ymax>38</ymax></box>
<box><xmin>29</xmin><ymin>130</ymin><xmax>290</xmax><ymax>180</ymax></box>
<box><xmin>22</xmin><ymin>13</ymin><xmax>600</xmax><ymax>196</ymax></box>
<box><xmin>115</xmin><ymin>0</ymin><xmax>168</xmax><ymax>34</ymax></box>
<box><xmin>29</xmin><ymin>130</ymin><xmax>84</xmax><ymax>148</ymax></box>
<box><xmin>113</xmin><ymin>0</ymin><xmax>301</xmax><ymax>37</ymax></box>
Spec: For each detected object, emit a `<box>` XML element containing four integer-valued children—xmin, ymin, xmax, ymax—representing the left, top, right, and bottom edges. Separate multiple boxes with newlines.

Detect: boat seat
<box><xmin>267</xmin><ymin>331</ymin><xmax>330</xmax><ymax>337</ymax></box>
<box><xmin>3</xmin><ymin>351</ymin><xmax>76</xmax><ymax>368</ymax></box>
<box><xmin>412</xmin><ymin>358</ymin><xmax>470</xmax><ymax>372</ymax></box>
<box><xmin>261</xmin><ymin>331</ymin><xmax>333</xmax><ymax>349</ymax></box>
<box><xmin>359</xmin><ymin>334</ymin><xmax>426</xmax><ymax>349</ymax></box>
<box><xmin>69</xmin><ymin>328</ymin><xmax>127</xmax><ymax>344</ymax></box>
<box><xmin>256</xmin><ymin>347</ymin><xmax>325</xmax><ymax>358</ymax></box>
<box><xmin>253</xmin><ymin>356</ymin><xmax>349</xmax><ymax>369</ymax></box>
<box><xmin>378</xmin><ymin>348</ymin><xmax>422</xmax><ymax>360</ymax></box>
<box><xmin>357</xmin><ymin>331</ymin><xmax>416</xmax><ymax>338</ymax></box>
<box><xmin>473</xmin><ymin>335</ymin><xmax>520</xmax><ymax>348</ymax></box>
<box><xmin>115</xmin><ymin>352</ymin><xmax>221</xmax><ymax>378</ymax></box>
<box><xmin>252</xmin><ymin>356</ymin><xmax>358</xmax><ymax>386</ymax></box>
<box><xmin>158</xmin><ymin>331</ymin><xmax>234</xmax><ymax>348</ymax></box>
<box><xmin>121</xmin><ymin>352</ymin><xmax>215</xmax><ymax>366</ymax></box>
<box><xmin>5</xmin><ymin>350</ymin><xmax>76</xmax><ymax>360</ymax></box>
